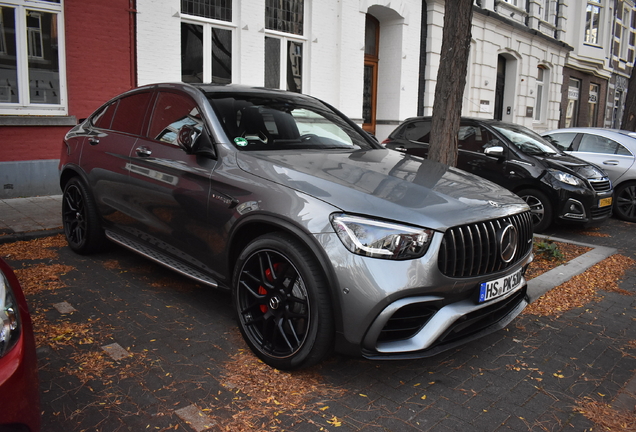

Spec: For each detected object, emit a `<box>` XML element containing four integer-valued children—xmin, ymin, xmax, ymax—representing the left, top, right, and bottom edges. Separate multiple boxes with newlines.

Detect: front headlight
<box><xmin>548</xmin><ymin>169</ymin><xmax>584</xmax><ymax>187</ymax></box>
<box><xmin>330</xmin><ymin>214</ymin><xmax>434</xmax><ymax>260</ymax></box>
<box><xmin>0</xmin><ymin>272</ymin><xmax>21</xmax><ymax>358</ymax></box>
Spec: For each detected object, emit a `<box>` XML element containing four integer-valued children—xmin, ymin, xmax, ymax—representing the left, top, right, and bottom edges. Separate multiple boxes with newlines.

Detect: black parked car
<box><xmin>384</xmin><ymin>117</ymin><xmax>613</xmax><ymax>231</ymax></box>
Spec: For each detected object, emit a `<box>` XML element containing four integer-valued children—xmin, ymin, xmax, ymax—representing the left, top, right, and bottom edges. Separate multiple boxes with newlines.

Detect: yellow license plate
<box><xmin>599</xmin><ymin>197</ymin><xmax>613</xmax><ymax>208</ymax></box>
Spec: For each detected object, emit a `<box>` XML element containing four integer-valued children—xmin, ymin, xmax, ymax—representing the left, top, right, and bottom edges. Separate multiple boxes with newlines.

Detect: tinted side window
<box><xmin>110</xmin><ymin>92</ymin><xmax>152</xmax><ymax>135</ymax></box>
<box><xmin>544</xmin><ymin>132</ymin><xmax>577</xmax><ymax>151</ymax></box>
<box><xmin>579</xmin><ymin>134</ymin><xmax>620</xmax><ymax>154</ymax></box>
<box><xmin>404</xmin><ymin>121</ymin><xmax>431</xmax><ymax>143</ymax></box>
<box><xmin>616</xmin><ymin>143</ymin><xmax>633</xmax><ymax>156</ymax></box>
<box><xmin>148</xmin><ymin>92</ymin><xmax>202</xmax><ymax>145</ymax></box>
<box><xmin>92</xmin><ymin>101</ymin><xmax>117</xmax><ymax>129</ymax></box>
<box><xmin>458</xmin><ymin>125</ymin><xmax>500</xmax><ymax>153</ymax></box>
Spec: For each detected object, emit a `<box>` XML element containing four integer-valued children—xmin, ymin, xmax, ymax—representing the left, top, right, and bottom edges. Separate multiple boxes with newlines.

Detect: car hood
<box><xmin>236</xmin><ymin>149</ymin><xmax>528</xmax><ymax>230</ymax></box>
<box><xmin>535</xmin><ymin>153</ymin><xmax>606</xmax><ymax>179</ymax></box>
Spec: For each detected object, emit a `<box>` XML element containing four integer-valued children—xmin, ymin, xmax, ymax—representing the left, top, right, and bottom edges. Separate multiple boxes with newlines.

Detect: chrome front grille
<box><xmin>589</xmin><ymin>179</ymin><xmax>612</xmax><ymax>192</ymax></box>
<box><xmin>438</xmin><ymin>211</ymin><xmax>533</xmax><ymax>278</ymax></box>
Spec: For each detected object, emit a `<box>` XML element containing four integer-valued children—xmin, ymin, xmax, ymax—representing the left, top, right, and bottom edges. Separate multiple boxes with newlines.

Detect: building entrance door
<box><xmin>363</xmin><ymin>15</ymin><xmax>379</xmax><ymax>134</ymax></box>
<box><xmin>494</xmin><ymin>55</ymin><xmax>506</xmax><ymax>121</ymax></box>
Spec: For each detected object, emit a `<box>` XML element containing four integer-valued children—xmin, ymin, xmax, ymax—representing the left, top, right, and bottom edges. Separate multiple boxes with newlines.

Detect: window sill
<box><xmin>0</xmin><ymin>115</ymin><xmax>77</xmax><ymax>126</ymax></box>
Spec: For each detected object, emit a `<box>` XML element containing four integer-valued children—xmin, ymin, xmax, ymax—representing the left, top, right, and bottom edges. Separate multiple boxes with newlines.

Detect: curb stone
<box><xmin>527</xmin><ymin>234</ymin><xmax>617</xmax><ymax>303</ymax></box>
<box><xmin>0</xmin><ymin>228</ymin><xmax>64</xmax><ymax>245</ymax></box>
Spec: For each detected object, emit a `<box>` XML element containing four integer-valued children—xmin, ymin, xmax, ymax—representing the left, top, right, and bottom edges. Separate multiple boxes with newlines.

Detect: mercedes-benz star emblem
<box><xmin>498</xmin><ymin>224</ymin><xmax>518</xmax><ymax>263</ymax></box>
<box><xmin>269</xmin><ymin>296</ymin><xmax>281</xmax><ymax>310</ymax></box>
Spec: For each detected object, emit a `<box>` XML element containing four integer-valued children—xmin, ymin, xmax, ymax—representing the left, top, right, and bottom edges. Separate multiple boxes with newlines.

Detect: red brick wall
<box><xmin>65</xmin><ymin>0</ymin><xmax>136</xmax><ymax>119</ymax></box>
<box><xmin>0</xmin><ymin>0</ymin><xmax>135</xmax><ymax>163</ymax></box>
<box><xmin>1</xmin><ymin>127</ymin><xmax>68</xmax><ymax>162</ymax></box>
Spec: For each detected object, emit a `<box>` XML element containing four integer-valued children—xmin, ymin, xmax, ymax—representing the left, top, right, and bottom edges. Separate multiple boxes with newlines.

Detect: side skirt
<box><xmin>105</xmin><ymin>230</ymin><xmax>219</xmax><ymax>288</ymax></box>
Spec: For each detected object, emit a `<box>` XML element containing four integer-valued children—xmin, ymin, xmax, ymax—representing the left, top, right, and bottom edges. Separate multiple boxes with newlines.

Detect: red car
<box><xmin>0</xmin><ymin>257</ymin><xmax>40</xmax><ymax>431</ymax></box>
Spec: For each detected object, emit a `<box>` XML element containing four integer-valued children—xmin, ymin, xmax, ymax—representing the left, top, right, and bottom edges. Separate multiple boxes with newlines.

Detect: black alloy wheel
<box><xmin>62</xmin><ymin>178</ymin><xmax>105</xmax><ymax>254</ymax></box>
<box><xmin>234</xmin><ymin>233</ymin><xmax>333</xmax><ymax>370</ymax></box>
<box><xmin>517</xmin><ymin>189</ymin><xmax>552</xmax><ymax>232</ymax></box>
<box><xmin>614</xmin><ymin>181</ymin><xmax>636</xmax><ymax>222</ymax></box>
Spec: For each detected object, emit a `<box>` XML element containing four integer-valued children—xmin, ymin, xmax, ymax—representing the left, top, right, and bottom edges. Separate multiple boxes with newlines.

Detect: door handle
<box><xmin>136</xmin><ymin>146</ymin><xmax>152</xmax><ymax>157</ymax></box>
<box><xmin>602</xmin><ymin>160</ymin><xmax>619</xmax><ymax>166</ymax></box>
<box><xmin>88</xmin><ymin>137</ymin><xmax>100</xmax><ymax>145</ymax></box>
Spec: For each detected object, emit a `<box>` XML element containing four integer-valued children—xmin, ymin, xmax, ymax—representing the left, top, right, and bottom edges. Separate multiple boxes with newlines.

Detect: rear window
<box><xmin>110</xmin><ymin>92</ymin><xmax>153</xmax><ymax>136</ymax></box>
<box><xmin>92</xmin><ymin>102</ymin><xmax>117</xmax><ymax>129</ymax></box>
<box><xmin>404</xmin><ymin>120</ymin><xmax>431</xmax><ymax>143</ymax></box>
<box><xmin>206</xmin><ymin>93</ymin><xmax>375</xmax><ymax>151</ymax></box>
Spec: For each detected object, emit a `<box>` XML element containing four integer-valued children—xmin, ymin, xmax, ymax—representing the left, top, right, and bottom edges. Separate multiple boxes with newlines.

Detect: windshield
<box><xmin>492</xmin><ymin>123</ymin><xmax>560</xmax><ymax>156</ymax></box>
<box><xmin>206</xmin><ymin>93</ymin><xmax>375</xmax><ymax>151</ymax></box>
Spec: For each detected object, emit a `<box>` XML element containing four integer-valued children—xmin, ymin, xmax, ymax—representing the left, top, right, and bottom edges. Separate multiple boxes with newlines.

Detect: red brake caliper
<box><xmin>258</xmin><ymin>264</ymin><xmax>279</xmax><ymax>314</ymax></box>
<box><xmin>258</xmin><ymin>285</ymin><xmax>268</xmax><ymax>313</ymax></box>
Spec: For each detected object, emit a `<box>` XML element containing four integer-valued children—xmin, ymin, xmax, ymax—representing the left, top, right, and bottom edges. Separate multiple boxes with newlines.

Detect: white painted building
<box><xmin>136</xmin><ymin>0</ymin><xmax>423</xmax><ymax>141</ymax></box>
<box><xmin>457</xmin><ymin>0</ymin><xmax>570</xmax><ymax>132</ymax></box>
<box><xmin>135</xmin><ymin>0</ymin><xmax>572</xmax><ymax>141</ymax></box>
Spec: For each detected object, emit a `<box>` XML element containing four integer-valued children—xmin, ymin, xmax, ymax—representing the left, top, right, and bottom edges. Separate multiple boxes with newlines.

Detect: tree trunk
<box><xmin>621</xmin><ymin>70</ymin><xmax>636</xmax><ymax>131</ymax></box>
<box><xmin>428</xmin><ymin>0</ymin><xmax>474</xmax><ymax>167</ymax></box>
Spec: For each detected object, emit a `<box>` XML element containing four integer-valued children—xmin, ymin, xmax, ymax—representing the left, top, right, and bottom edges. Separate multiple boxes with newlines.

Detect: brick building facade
<box><xmin>0</xmin><ymin>0</ymin><xmax>135</xmax><ymax>198</ymax></box>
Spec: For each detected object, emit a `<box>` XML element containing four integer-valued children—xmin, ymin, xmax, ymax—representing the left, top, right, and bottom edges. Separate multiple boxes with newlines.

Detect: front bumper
<box><xmin>363</xmin><ymin>289</ymin><xmax>528</xmax><ymax>360</ymax></box>
<box><xmin>316</xmin><ymin>227</ymin><xmax>533</xmax><ymax>359</ymax></box>
<box><xmin>556</xmin><ymin>188</ymin><xmax>613</xmax><ymax>224</ymax></box>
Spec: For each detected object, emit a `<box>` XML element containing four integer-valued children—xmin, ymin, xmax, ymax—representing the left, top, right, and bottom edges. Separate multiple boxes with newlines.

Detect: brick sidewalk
<box><xmin>1</xmin><ymin>196</ymin><xmax>635</xmax><ymax>431</ymax></box>
<box><xmin>2</xmin><ymin>226</ymin><xmax>633</xmax><ymax>431</ymax></box>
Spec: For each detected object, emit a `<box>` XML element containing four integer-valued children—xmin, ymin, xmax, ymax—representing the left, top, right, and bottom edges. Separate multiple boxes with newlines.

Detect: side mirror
<box><xmin>177</xmin><ymin>124</ymin><xmax>199</xmax><ymax>153</ymax></box>
<box><xmin>484</xmin><ymin>146</ymin><xmax>505</xmax><ymax>158</ymax></box>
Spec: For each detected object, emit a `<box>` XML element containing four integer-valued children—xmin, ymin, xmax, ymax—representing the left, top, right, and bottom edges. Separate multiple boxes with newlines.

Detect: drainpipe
<box><xmin>417</xmin><ymin>1</ymin><xmax>428</xmax><ymax>116</ymax></box>
<box><xmin>129</xmin><ymin>0</ymin><xmax>138</xmax><ymax>88</ymax></box>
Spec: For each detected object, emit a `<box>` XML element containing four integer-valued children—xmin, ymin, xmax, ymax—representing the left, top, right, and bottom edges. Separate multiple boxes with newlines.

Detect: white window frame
<box><xmin>0</xmin><ymin>0</ymin><xmax>67</xmax><ymax>115</ymax></box>
<box><xmin>534</xmin><ymin>65</ymin><xmax>549</xmax><ymax>123</ymax></box>
<box><xmin>263</xmin><ymin>0</ymin><xmax>306</xmax><ymax>92</ymax></box>
<box><xmin>616</xmin><ymin>1</ymin><xmax>636</xmax><ymax>63</ymax></box>
<box><xmin>180</xmin><ymin>13</ymin><xmax>236</xmax><ymax>84</ymax></box>
<box><xmin>263</xmin><ymin>30</ymin><xmax>306</xmax><ymax>91</ymax></box>
<box><xmin>584</xmin><ymin>0</ymin><xmax>603</xmax><ymax>46</ymax></box>
<box><xmin>539</xmin><ymin>0</ymin><xmax>553</xmax><ymax>24</ymax></box>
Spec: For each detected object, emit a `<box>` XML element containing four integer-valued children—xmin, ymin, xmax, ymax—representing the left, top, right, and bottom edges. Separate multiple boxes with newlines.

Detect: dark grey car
<box><xmin>59</xmin><ymin>83</ymin><xmax>534</xmax><ymax>369</ymax></box>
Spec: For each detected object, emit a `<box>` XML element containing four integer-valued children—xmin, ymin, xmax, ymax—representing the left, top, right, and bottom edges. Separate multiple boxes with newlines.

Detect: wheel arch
<box><xmin>227</xmin><ymin>214</ymin><xmax>344</xmax><ymax>333</ymax></box>
<box><xmin>511</xmin><ymin>181</ymin><xmax>559</xmax><ymax>211</ymax></box>
<box><xmin>511</xmin><ymin>181</ymin><xmax>556</xmax><ymax>201</ymax></box>
<box><xmin>59</xmin><ymin>165</ymin><xmax>89</xmax><ymax>191</ymax></box>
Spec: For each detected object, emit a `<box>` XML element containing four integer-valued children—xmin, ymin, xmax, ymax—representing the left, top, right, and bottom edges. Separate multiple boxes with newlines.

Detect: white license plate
<box><xmin>478</xmin><ymin>268</ymin><xmax>523</xmax><ymax>303</ymax></box>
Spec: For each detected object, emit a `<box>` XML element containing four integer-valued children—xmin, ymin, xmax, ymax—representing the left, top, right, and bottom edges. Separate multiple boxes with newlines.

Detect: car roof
<box><xmin>544</xmin><ymin>127</ymin><xmax>636</xmax><ymax>139</ymax></box>
<box><xmin>158</xmin><ymin>82</ymin><xmax>320</xmax><ymax>103</ymax></box>
<box><xmin>123</xmin><ymin>82</ymin><xmax>322</xmax><ymax>107</ymax></box>
<box><xmin>401</xmin><ymin>116</ymin><xmax>527</xmax><ymax>129</ymax></box>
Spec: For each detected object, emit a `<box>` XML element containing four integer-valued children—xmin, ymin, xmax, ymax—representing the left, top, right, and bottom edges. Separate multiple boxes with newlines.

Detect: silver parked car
<box><xmin>60</xmin><ymin>83</ymin><xmax>534</xmax><ymax>369</ymax></box>
<box><xmin>543</xmin><ymin>128</ymin><xmax>636</xmax><ymax>222</ymax></box>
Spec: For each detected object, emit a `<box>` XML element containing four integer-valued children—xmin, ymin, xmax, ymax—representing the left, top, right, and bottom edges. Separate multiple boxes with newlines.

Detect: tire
<box><xmin>233</xmin><ymin>233</ymin><xmax>334</xmax><ymax>370</ymax></box>
<box><xmin>62</xmin><ymin>177</ymin><xmax>106</xmax><ymax>254</ymax></box>
<box><xmin>517</xmin><ymin>189</ymin><xmax>553</xmax><ymax>232</ymax></box>
<box><xmin>614</xmin><ymin>181</ymin><xmax>636</xmax><ymax>223</ymax></box>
